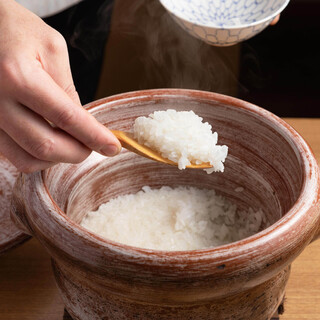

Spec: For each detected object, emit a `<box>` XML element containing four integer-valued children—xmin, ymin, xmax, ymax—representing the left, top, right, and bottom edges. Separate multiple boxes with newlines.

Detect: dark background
<box><xmin>238</xmin><ymin>0</ymin><xmax>320</xmax><ymax>117</ymax></box>
<box><xmin>46</xmin><ymin>0</ymin><xmax>320</xmax><ymax>118</ymax></box>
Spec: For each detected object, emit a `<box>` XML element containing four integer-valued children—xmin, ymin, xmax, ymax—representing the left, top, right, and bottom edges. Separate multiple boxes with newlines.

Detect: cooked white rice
<box><xmin>133</xmin><ymin>110</ymin><xmax>228</xmax><ymax>173</ymax></box>
<box><xmin>80</xmin><ymin>186</ymin><xmax>266</xmax><ymax>251</ymax></box>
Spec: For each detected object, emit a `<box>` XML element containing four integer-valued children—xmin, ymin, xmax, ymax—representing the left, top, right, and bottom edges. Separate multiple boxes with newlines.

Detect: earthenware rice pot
<box><xmin>11</xmin><ymin>89</ymin><xmax>320</xmax><ymax>319</ymax></box>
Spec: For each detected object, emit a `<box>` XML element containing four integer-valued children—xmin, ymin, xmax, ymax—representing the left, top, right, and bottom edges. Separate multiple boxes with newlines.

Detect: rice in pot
<box><xmin>81</xmin><ymin>186</ymin><xmax>266</xmax><ymax>251</ymax></box>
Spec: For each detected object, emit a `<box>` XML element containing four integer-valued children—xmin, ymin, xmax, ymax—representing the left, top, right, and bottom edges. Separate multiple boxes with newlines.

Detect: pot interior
<box><xmin>44</xmin><ymin>93</ymin><xmax>305</xmax><ymax>244</ymax></box>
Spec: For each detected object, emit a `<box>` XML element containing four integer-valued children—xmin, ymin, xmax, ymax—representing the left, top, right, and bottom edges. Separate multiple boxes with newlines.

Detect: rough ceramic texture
<box><xmin>160</xmin><ymin>0</ymin><xmax>290</xmax><ymax>46</ymax></box>
<box><xmin>0</xmin><ymin>154</ymin><xmax>30</xmax><ymax>254</ymax></box>
<box><xmin>11</xmin><ymin>89</ymin><xmax>320</xmax><ymax>320</ymax></box>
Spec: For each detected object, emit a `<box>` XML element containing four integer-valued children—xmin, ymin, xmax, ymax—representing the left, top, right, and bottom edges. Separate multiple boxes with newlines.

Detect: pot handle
<box><xmin>10</xmin><ymin>174</ymin><xmax>33</xmax><ymax>236</ymax></box>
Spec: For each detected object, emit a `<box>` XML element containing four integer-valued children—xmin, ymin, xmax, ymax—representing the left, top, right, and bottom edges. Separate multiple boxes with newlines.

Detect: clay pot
<box><xmin>11</xmin><ymin>89</ymin><xmax>320</xmax><ymax>320</ymax></box>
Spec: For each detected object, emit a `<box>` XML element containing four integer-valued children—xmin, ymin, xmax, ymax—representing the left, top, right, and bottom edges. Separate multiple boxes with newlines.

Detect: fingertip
<box><xmin>98</xmin><ymin>124</ymin><xmax>122</xmax><ymax>154</ymax></box>
<box><xmin>270</xmin><ymin>14</ymin><xmax>280</xmax><ymax>25</ymax></box>
<box><xmin>100</xmin><ymin>144</ymin><xmax>122</xmax><ymax>157</ymax></box>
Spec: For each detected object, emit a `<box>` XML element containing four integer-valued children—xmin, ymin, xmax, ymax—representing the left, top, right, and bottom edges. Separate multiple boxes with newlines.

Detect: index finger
<box><xmin>15</xmin><ymin>66</ymin><xmax>121</xmax><ymax>157</ymax></box>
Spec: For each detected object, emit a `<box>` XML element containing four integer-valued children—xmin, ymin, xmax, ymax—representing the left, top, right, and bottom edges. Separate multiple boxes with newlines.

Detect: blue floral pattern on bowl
<box><xmin>160</xmin><ymin>0</ymin><xmax>290</xmax><ymax>46</ymax></box>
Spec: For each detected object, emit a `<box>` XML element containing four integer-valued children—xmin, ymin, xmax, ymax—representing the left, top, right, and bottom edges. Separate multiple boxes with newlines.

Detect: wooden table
<box><xmin>0</xmin><ymin>118</ymin><xmax>319</xmax><ymax>320</ymax></box>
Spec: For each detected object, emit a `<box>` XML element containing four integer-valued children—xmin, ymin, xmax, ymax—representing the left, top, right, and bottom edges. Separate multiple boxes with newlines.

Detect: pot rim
<box><xmin>29</xmin><ymin>89</ymin><xmax>320</xmax><ymax>267</ymax></box>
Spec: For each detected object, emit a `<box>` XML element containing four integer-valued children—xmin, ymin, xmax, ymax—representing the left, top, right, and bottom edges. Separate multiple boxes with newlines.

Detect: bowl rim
<box><xmin>26</xmin><ymin>89</ymin><xmax>319</xmax><ymax>270</ymax></box>
<box><xmin>159</xmin><ymin>0</ymin><xmax>290</xmax><ymax>29</ymax></box>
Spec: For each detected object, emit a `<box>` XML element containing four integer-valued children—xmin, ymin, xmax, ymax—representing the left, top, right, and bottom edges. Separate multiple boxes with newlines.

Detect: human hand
<box><xmin>270</xmin><ymin>14</ymin><xmax>280</xmax><ymax>26</ymax></box>
<box><xmin>0</xmin><ymin>0</ymin><xmax>121</xmax><ymax>173</ymax></box>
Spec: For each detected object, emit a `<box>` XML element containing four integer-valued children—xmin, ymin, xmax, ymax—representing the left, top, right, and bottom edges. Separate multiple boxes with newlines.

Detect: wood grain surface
<box><xmin>0</xmin><ymin>118</ymin><xmax>319</xmax><ymax>320</ymax></box>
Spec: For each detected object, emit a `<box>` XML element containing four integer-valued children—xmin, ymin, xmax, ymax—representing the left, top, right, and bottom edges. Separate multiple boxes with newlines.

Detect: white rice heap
<box><xmin>81</xmin><ymin>186</ymin><xmax>266</xmax><ymax>251</ymax></box>
<box><xmin>133</xmin><ymin>109</ymin><xmax>228</xmax><ymax>174</ymax></box>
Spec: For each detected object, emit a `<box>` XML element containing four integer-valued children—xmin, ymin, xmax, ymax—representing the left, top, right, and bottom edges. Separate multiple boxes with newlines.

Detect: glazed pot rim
<box><xmin>33</xmin><ymin>89</ymin><xmax>320</xmax><ymax>263</ymax></box>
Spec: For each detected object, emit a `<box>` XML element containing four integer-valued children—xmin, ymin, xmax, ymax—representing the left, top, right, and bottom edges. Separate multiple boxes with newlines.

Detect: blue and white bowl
<box><xmin>159</xmin><ymin>0</ymin><xmax>290</xmax><ymax>46</ymax></box>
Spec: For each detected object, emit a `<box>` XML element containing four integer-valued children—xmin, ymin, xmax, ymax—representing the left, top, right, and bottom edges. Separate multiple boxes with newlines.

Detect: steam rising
<box><xmin>69</xmin><ymin>0</ymin><xmax>114</xmax><ymax>61</ymax></box>
<box><xmin>97</xmin><ymin>0</ymin><xmax>240</xmax><ymax>97</ymax></box>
